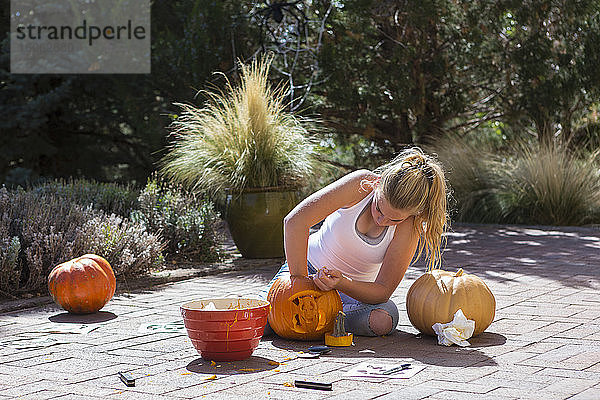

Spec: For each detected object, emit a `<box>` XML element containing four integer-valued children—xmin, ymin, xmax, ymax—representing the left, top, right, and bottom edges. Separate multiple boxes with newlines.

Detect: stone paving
<box><xmin>0</xmin><ymin>223</ymin><xmax>599</xmax><ymax>400</ymax></box>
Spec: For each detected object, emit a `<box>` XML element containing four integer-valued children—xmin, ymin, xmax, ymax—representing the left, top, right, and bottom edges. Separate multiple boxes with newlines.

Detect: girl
<box><xmin>259</xmin><ymin>147</ymin><xmax>449</xmax><ymax>336</ymax></box>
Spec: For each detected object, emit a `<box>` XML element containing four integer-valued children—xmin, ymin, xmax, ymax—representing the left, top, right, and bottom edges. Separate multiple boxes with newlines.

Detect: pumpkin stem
<box><xmin>455</xmin><ymin>268</ymin><xmax>464</xmax><ymax>277</ymax></box>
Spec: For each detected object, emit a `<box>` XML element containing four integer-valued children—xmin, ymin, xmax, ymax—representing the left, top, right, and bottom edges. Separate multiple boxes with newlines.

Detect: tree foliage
<box><xmin>1</xmin><ymin>0</ymin><xmax>599</xmax><ymax>185</ymax></box>
<box><xmin>480</xmin><ymin>0</ymin><xmax>600</xmax><ymax>146</ymax></box>
<box><xmin>314</xmin><ymin>0</ymin><xmax>600</xmax><ymax>148</ymax></box>
<box><xmin>316</xmin><ymin>0</ymin><xmax>498</xmax><ymax>146</ymax></box>
<box><xmin>0</xmin><ymin>0</ymin><xmax>258</xmax><ymax>186</ymax></box>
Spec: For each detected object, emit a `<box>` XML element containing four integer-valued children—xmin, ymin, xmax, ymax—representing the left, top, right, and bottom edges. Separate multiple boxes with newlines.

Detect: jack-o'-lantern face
<box><xmin>267</xmin><ymin>276</ymin><xmax>342</xmax><ymax>340</ymax></box>
<box><xmin>289</xmin><ymin>289</ymin><xmax>330</xmax><ymax>333</ymax></box>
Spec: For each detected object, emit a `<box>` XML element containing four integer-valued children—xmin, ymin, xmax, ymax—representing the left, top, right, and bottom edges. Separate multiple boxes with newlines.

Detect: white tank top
<box><xmin>307</xmin><ymin>190</ymin><xmax>396</xmax><ymax>282</ymax></box>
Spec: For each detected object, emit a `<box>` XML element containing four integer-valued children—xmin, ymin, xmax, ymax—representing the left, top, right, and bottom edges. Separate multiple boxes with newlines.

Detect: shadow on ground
<box><xmin>433</xmin><ymin>224</ymin><xmax>600</xmax><ymax>289</ymax></box>
<box><xmin>49</xmin><ymin>311</ymin><xmax>118</xmax><ymax>323</ymax></box>
<box><xmin>186</xmin><ymin>355</ymin><xmax>279</xmax><ymax>375</ymax></box>
<box><xmin>264</xmin><ymin>328</ymin><xmax>505</xmax><ymax>368</ymax></box>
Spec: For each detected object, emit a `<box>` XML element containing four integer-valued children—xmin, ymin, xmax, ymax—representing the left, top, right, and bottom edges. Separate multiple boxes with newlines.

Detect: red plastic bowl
<box><xmin>180</xmin><ymin>298</ymin><xmax>270</xmax><ymax>361</ymax></box>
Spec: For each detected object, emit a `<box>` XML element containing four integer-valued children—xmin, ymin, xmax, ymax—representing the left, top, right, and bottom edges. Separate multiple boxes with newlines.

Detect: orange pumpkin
<box><xmin>406</xmin><ymin>268</ymin><xmax>495</xmax><ymax>336</ymax></box>
<box><xmin>267</xmin><ymin>275</ymin><xmax>342</xmax><ymax>340</ymax></box>
<box><xmin>48</xmin><ymin>254</ymin><xmax>116</xmax><ymax>314</ymax></box>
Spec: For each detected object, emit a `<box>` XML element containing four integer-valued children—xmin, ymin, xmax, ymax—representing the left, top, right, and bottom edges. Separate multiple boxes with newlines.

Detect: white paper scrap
<box><xmin>432</xmin><ymin>309</ymin><xmax>475</xmax><ymax>347</ymax></box>
<box><xmin>138</xmin><ymin>321</ymin><xmax>185</xmax><ymax>334</ymax></box>
<box><xmin>31</xmin><ymin>324</ymin><xmax>99</xmax><ymax>335</ymax></box>
<box><xmin>358</xmin><ymin>349</ymin><xmax>376</xmax><ymax>354</ymax></box>
<box><xmin>344</xmin><ymin>362</ymin><xmax>426</xmax><ymax>379</ymax></box>
<box><xmin>0</xmin><ymin>336</ymin><xmax>68</xmax><ymax>349</ymax></box>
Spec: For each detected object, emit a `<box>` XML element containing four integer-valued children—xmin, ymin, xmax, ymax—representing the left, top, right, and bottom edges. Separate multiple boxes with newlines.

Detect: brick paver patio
<box><xmin>0</xmin><ymin>223</ymin><xmax>599</xmax><ymax>399</ymax></box>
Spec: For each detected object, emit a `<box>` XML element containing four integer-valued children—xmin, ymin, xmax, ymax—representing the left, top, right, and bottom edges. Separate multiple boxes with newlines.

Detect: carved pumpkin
<box><xmin>406</xmin><ymin>268</ymin><xmax>495</xmax><ymax>336</ymax></box>
<box><xmin>267</xmin><ymin>275</ymin><xmax>342</xmax><ymax>340</ymax></box>
<box><xmin>48</xmin><ymin>254</ymin><xmax>116</xmax><ymax>314</ymax></box>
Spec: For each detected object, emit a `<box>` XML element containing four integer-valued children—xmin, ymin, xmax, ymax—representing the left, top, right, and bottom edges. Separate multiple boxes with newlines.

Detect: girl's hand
<box><xmin>312</xmin><ymin>267</ymin><xmax>342</xmax><ymax>291</ymax></box>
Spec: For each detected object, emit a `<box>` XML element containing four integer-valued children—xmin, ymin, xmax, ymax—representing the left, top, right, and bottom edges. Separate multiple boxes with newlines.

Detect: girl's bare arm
<box><xmin>284</xmin><ymin>169</ymin><xmax>377</xmax><ymax>276</ymax></box>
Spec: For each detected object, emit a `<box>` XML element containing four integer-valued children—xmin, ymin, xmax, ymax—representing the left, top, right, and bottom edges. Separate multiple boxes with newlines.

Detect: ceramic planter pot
<box><xmin>226</xmin><ymin>188</ymin><xmax>297</xmax><ymax>258</ymax></box>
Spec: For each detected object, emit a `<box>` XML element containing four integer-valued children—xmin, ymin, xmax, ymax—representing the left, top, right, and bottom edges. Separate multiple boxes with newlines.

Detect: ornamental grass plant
<box><xmin>497</xmin><ymin>143</ymin><xmax>600</xmax><ymax>226</ymax></box>
<box><xmin>428</xmin><ymin>135</ymin><xmax>503</xmax><ymax>223</ymax></box>
<box><xmin>431</xmin><ymin>135</ymin><xmax>600</xmax><ymax>226</ymax></box>
<box><xmin>160</xmin><ymin>55</ymin><xmax>324</xmax><ymax>206</ymax></box>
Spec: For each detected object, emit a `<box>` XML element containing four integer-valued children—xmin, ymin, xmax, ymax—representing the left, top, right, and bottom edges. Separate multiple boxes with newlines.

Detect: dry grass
<box><xmin>498</xmin><ymin>144</ymin><xmax>600</xmax><ymax>226</ymax></box>
<box><xmin>427</xmin><ymin>135</ymin><xmax>503</xmax><ymax>223</ymax></box>
<box><xmin>430</xmin><ymin>136</ymin><xmax>600</xmax><ymax>226</ymax></box>
<box><xmin>161</xmin><ymin>55</ymin><xmax>324</xmax><ymax>205</ymax></box>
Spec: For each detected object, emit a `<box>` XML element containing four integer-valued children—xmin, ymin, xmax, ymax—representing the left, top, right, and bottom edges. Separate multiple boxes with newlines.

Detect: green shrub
<box><xmin>0</xmin><ymin>232</ymin><xmax>21</xmax><ymax>297</ymax></box>
<box><xmin>0</xmin><ymin>187</ymin><xmax>165</xmax><ymax>296</ymax></box>
<box><xmin>33</xmin><ymin>178</ymin><xmax>139</xmax><ymax>217</ymax></box>
<box><xmin>131</xmin><ymin>176</ymin><xmax>223</xmax><ymax>262</ymax></box>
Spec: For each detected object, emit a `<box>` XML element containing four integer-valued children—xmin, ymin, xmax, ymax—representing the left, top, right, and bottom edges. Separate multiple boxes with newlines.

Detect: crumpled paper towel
<box><xmin>431</xmin><ymin>309</ymin><xmax>475</xmax><ymax>347</ymax></box>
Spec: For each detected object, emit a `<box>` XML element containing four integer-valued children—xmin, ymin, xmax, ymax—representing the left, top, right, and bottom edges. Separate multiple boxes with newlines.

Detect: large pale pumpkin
<box><xmin>267</xmin><ymin>275</ymin><xmax>342</xmax><ymax>340</ymax></box>
<box><xmin>48</xmin><ymin>254</ymin><xmax>116</xmax><ymax>314</ymax></box>
<box><xmin>406</xmin><ymin>268</ymin><xmax>495</xmax><ymax>336</ymax></box>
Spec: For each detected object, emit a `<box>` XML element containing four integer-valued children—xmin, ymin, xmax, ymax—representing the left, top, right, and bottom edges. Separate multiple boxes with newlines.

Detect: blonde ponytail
<box><xmin>375</xmin><ymin>147</ymin><xmax>449</xmax><ymax>271</ymax></box>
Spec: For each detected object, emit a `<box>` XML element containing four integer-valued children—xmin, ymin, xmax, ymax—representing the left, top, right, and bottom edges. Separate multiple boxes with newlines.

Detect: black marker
<box><xmin>294</xmin><ymin>380</ymin><xmax>333</xmax><ymax>391</ymax></box>
<box><xmin>381</xmin><ymin>363</ymin><xmax>411</xmax><ymax>375</ymax></box>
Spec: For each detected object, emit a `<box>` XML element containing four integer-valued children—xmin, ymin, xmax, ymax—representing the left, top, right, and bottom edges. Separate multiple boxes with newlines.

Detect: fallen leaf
<box><xmin>181</xmin><ymin>372</ymin><xmax>192</xmax><ymax>375</ymax></box>
<box><xmin>238</xmin><ymin>368</ymin><xmax>260</xmax><ymax>372</ymax></box>
<box><xmin>267</xmin><ymin>361</ymin><xmax>280</xmax><ymax>366</ymax></box>
<box><xmin>210</xmin><ymin>361</ymin><xmax>216</xmax><ymax>367</ymax></box>
<box><xmin>273</xmin><ymin>369</ymin><xmax>280</xmax><ymax>372</ymax></box>
<box><xmin>205</xmin><ymin>375</ymin><xmax>217</xmax><ymax>380</ymax></box>
<box><xmin>283</xmin><ymin>382</ymin><xmax>293</xmax><ymax>387</ymax></box>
